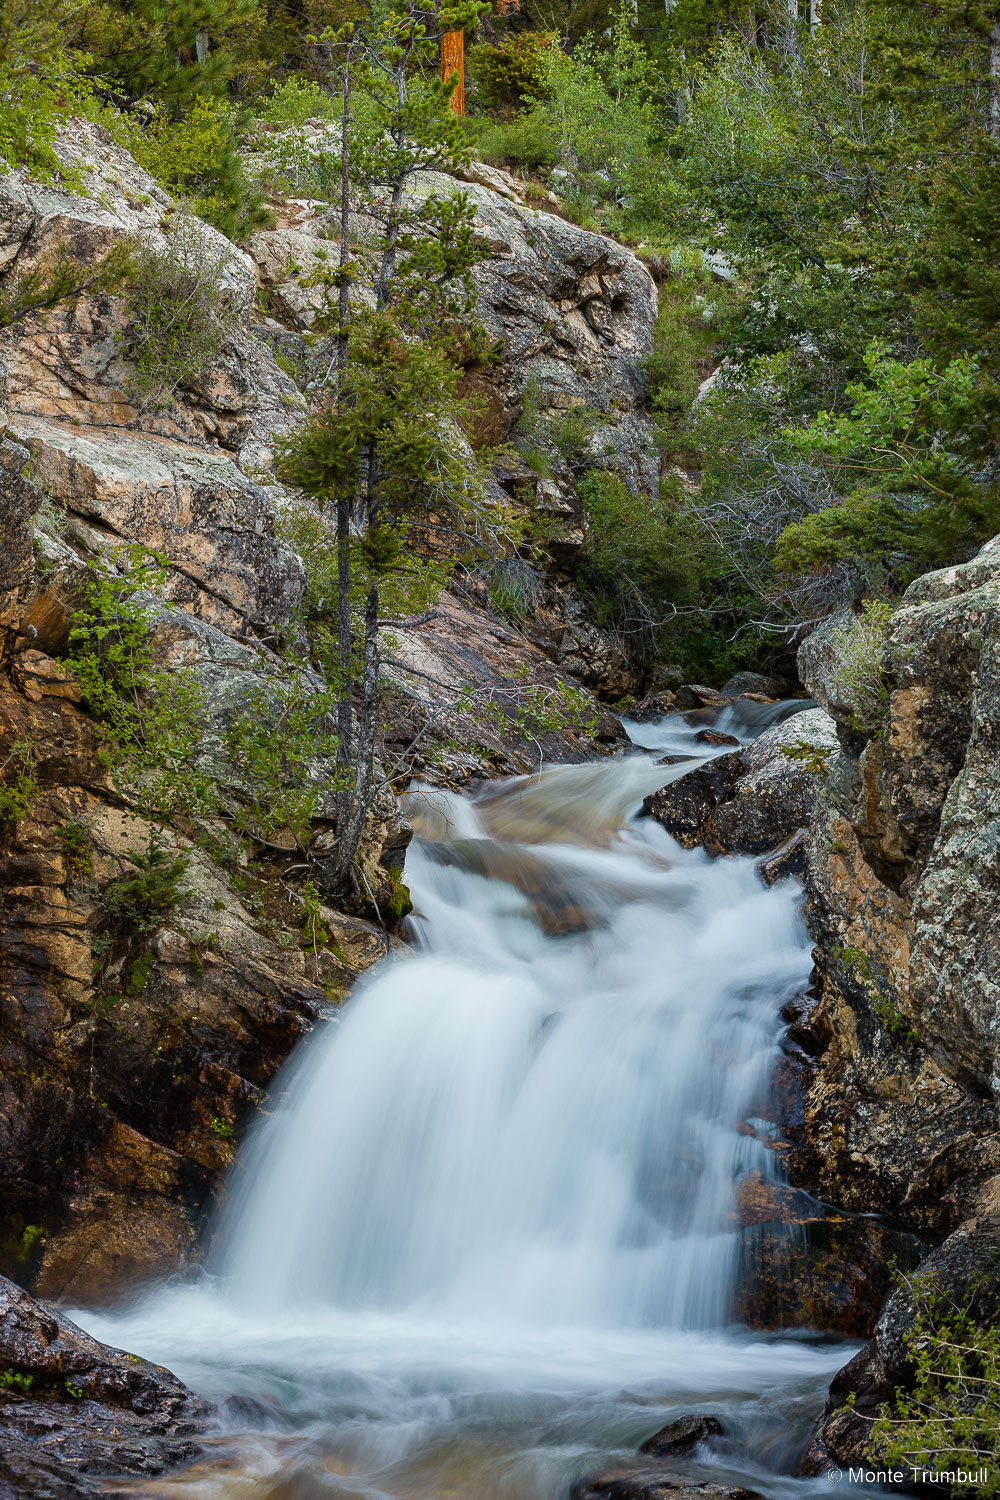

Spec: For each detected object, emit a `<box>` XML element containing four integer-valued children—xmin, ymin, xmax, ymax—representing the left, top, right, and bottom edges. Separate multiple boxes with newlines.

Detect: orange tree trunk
<box><xmin>441</xmin><ymin>29</ymin><xmax>465</xmax><ymax>115</ymax></box>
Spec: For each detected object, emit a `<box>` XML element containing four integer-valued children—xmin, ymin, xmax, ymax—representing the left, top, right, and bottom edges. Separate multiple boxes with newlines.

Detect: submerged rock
<box><xmin>571</xmin><ymin>1473</ymin><xmax>763</xmax><ymax>1500</ymax></box>
<box><xmin>639</xmin><ymin>1415</ymin><xmax>725</xmax><ymax>1458</ymax></box>
<box><xmin>0</xmin><ymin>1274</ymin><xmax>210</xmax><ymax>1497</ymax></box>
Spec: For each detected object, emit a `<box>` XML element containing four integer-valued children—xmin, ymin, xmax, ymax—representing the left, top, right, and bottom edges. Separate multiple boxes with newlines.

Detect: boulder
<box><xmin>639</xmin><ymin>1415</ymin><xmax>724</xmax><ymax>1458</ymax></box>
<box><xmin>571</xmin><ymin>1474</ymin><xmax>763</xmax><ymax>1500</ymax></box>
<box><xmin>644</xmin><ymin>708</ymin><xmax>839</xmax><ymax>858</ymax></box>
<box><xmin>0</xmin><ymin>1273</ymin><xmax>210</xmax><ymax>1497</ymax></box>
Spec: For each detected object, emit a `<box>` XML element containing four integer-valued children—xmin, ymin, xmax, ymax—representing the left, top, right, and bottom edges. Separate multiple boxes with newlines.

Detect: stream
<box><xmin>79</xmin><ymin>708</ymin><xmax>854</xmax><ymax>1499</ymax></box>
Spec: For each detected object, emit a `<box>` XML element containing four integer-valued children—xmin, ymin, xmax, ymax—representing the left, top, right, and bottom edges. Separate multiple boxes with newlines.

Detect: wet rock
<box><xmin>639</xmin><ymin>1415</ymin><xmax>725</xmax><ymax>1458</ymax></box>
<box><xmin>628</xmin><ymin>693</ymin><xmax>677</xmax><ymax>723</ymax></box>
<box><xmin>720</xmin><ymin>672</ymin><xmax>774</xmax><ymax>699</ymax></box>
<box><xmin>731</xmin><ymin>1173</ymin><xmax>926</xmax><ymax>1337</ymax></box>
<box><xmin>0</xmin><ymin>1274</ymin><xmax>210</xmax><ymax>1497</ymax></box>
<box><xmin>571</xmin><ymin>1473</ymin><xmax>763</xmax><ymax>1500</ymax></box>
<box><xmin>756</xmin><ymin>829</ymin><xmax>808</xmax><ymax>886</ymax></box>
<box><xmin>804</xmin><ymin>1214</ymin><xmax>1000</xmax><ymax>1473</ymax></box>
<box><xmin>644</xmin><ymin>709</ymin><xmax>838</xmax><ymax>858</ymax></box>
<box><xmin>695</xmin><ymin>730</ymin><xmax>739</xmax><ymax>747</ymax></box>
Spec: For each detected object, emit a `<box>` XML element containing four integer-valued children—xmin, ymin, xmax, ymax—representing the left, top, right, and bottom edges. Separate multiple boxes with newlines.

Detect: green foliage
<box><xmin>66</xmin><ymin>546</ymin><xmax>217</xmax><ymax>817</ymax></box>
<box><xmin>124</xmin><ymin>95</ymin><xmax>271</xmax><ymax>241</ymax></box>
<box><xmin>56</xmin><ymin>821</ymin><xmax>94</xmax><ymax>882</ymax></box>
<box><xmin>464</xmin><ymin>110</ymin><xmax>558</xmax><ymax>175</ymax></box>
<box><xmin>0</xmin><ymin>1</ymin><xmax>95</xmax><ymax>181</ymax></box>
<box><xmin>646</xmin><ymin>267</ymin><xmax>721</xmax><ymax>453</ymax></box>
<box><xmin>0</xmin><ymin>1370</ymin><xmax>34</xmax><ymax>1393</ymax></box>
<box><xmin>821</xmin><ymin>600</ymin><xmax>895</xmax><ymax>737</ymax></box>
<box><xmin>779</xmin><ymin>740</ymin><xmax>831</xmax><ymax>776</ymax></box>
<box><xmin>99</xmin><ymin>833</ymin><xmax>191</xmax><ymax>936</ymax></box>
<box><xmin>0</xmin><ymin>739</ymin><xmax>39</xmax><ymax>822</ymax></box>
<box><xmin>224</xmin><ymin>676</ymin><xmax>344</xmax><ymax>846</ymax></box>
<box><xmin>84</xmin><ymin>0</ymin><xmax>263</xmax><ymax>114</ymax></box>
<box><xmin>119</xmin><ymin>215</ymin><xmax>239</xmax><ymax>408</ymax></box>
<box><xmin>873</xmin><ymin>1271</ymin><xmax>1000</xmax><ymax>1490</ymax></box>
<box><xmin>775</xmin><ymin>346</ymin><xmax>1000</xmax><ymax>580</ymax></box>
<box><xmin>469</xmin><ymin>31</ymin><xmax>559</xmax><ymax>110</ymax></box>
<box><xmin>209</xmin><ymin>1113</ymin><xmax>236</xmax><ymax>1139</ymax></box>
<box><xmin>297</xmin><ymin>878</ymin><xmax>329</xmax><ymax>955</ymax></box>
<box><xmin>260</xmin><ymin>76</ymin><xmax>338</xmax><ymax>130</ymax></box>
<box><xmin>574</xmin><ymin>470</ymin><xmax>708</xmax><ymax>663</ymax></box>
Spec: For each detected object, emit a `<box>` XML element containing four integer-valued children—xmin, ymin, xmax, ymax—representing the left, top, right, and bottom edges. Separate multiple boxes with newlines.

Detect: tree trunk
<box><xmin>991</xmin><ymin>20</ymin><xmax>1000</xmax><ymax>137</ymax></box>
<box><xmin>441</xmin><ymin>29</ymin><xmax>464</xmax><ymax>115</ymax></box>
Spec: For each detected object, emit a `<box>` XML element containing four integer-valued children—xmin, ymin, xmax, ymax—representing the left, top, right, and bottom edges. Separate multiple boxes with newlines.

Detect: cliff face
<box><xmin>795</xmin><ymin>538</ymin><xmax>1000</xmax><ymax>1465</ymax></box>
<box><xmin>0</xmin><ymin>120</ymin><xmax>657</xmax><ymax>1305</ymax></box>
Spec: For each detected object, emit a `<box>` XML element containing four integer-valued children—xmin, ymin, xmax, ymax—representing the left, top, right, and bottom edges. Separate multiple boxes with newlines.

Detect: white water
<box><xmin>78</xmin><ymin>706</ymin><xmax>852</xmax><ymax>1499</ymax></box>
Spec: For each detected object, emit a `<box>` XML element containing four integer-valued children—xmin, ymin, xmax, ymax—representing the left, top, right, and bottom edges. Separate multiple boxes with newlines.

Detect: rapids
<box><xmin>78</xmin><ymin>706</ymin><xmax>854</xmax><ymax>1499</ymax></box>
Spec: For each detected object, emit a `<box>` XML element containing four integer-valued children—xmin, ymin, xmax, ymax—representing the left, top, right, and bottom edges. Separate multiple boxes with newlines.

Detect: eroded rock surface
<box><xmin>795</xmin><ymin>536</ymin><xmax>1000</xmax><ymax>1464</ymax></box>
<box><xmin>0</xmin><ymin>1274</ymin><xmax>210</xmax><ymax>1497</ymax></box>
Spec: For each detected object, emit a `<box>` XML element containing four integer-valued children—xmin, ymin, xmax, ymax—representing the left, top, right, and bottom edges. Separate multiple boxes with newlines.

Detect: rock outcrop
<box><xmin>0</xmin><ymin>1274</ymin><xmax>210</xmax><ymax>1497</ymax></box>
<box><xmin>794</xmin><ymin>539</ymin><xmax>1000</xmax><ymax>1463</ymax></box>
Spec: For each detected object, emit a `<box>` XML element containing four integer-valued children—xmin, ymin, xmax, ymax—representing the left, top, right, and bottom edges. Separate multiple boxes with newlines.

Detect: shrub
<box><xmin>118</xmin><ymin>216</ymin><xmax>240</xmax><ymax>409</ymax></box>
<box><xmin>99</xmin><ymin>833</ymin><xmax>191</xmax><ymax>936</ymax></box>
<box><xmin>574</xmin><ymin>470</ymin><xmax>706</xmax><ymax>661</ymax></box>
<box><xmin>260</xmin><ymin>76</ymin><xmax>338</xmax><ymax>130</ymax></box>
<box><xmin>872</xmin><ymin>1273</ymin><xmax>1000</xmax><ymax>1490</ymax></box>
<box><xmin>469</xmin><ymin>31</ymin><xmax>559</xmax><ymax>110</ymax></box>
<box><xmin>646</xmin><ymin>267</ymin><xmax>722</xmax><ymax>454</ymax></box>
<box><xmin>223</xmin><ymin>675</ymin><xmax>344</xmax><ymax>846</ymax></box>
<box><xmin>464</xmin><ymin>111</ymin><xmax>558</xmax><ymax>174</ymax></box>
<box><xmin>126</xmin><ymin>94</ymin><xmax>271</xmax><ymax>242</ymax></box>
<box><xmin>825</xmin><ymin>598</ymin><xmax>894</xmax><ymax>736</ymax></box>
<box><xmin>66</xmin><ymin>546</ymin><xmax>216</xmax><ymax>817</ymax></box>
<box><xmin>0</xmin><ymin>738</ymin><xmax>39</xmax><ymax>822</ymax></box>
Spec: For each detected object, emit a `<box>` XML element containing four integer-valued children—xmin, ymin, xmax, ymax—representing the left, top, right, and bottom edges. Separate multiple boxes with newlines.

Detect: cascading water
<box><xmin>76</xmin><ymin>708</ymin><xmax>853</xmax><ymax>1499</ymax></box>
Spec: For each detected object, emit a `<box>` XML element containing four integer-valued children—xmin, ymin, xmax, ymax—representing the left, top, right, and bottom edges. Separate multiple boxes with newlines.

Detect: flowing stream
<box><xmin>80</xmin><ymin>708</ymin><xmax>852</xmax><ymax>1499</ymax></box>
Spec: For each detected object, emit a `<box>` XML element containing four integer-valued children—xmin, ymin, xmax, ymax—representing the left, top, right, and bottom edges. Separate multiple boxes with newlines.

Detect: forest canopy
<box><xmin>2</xmin><ymin>0</ymin><xmax>999</xmax><ymax>679</ymax></box>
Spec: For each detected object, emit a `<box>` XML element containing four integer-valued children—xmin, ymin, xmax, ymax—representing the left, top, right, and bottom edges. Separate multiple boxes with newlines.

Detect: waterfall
<box><xmin>217</xmin><ymin>755</ymin><xmax>807</xmax><ymax>1334</ymax></box>
<box><xmin>75</xmin><ymin>710</ymin><xmax>852</xmax><ymax>1499</ymax></box>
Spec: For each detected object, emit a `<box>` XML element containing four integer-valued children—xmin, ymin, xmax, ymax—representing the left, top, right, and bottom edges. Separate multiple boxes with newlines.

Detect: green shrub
<box><xmin>56</xmin><ymin>820</ymin><xmax>94</xmax><ymax>882</ymax></box>
<box><xmin>99</xmin><ymin>833</ymin><xmax>191</xmax><ymax>936</ymax></box>
<box><xmin>465</xmin><ymin>110</ymin><xmax>558</xmax><ymax>174</ymax></box>
<box><xmin>0</xmin><ymin>738</ymin><xmax>39</xmax><ymax>822</ymax></box>
<box><xmin>872</xmin><ymin>1273</ymin><xmax>1000</xmax><ymax>1490</ymax></box>
<box><xmin>825</xmin><ymin>598</ymin><xmax>894</xmax><ymax>736</ymax></box>
<box><xmin>574</xmin><ymin>470</ymin><xmax>706</xmax><ymax>661</ymax></box>
<box><xmin>469</xmin><ymin>31</ymin><xmax>559</xmax><ymax>110</ymax></box>
<box><xmin>646</xmin><ymin>269</ymin><xmax>722</xmax><ymax>454</ymax></box>
<box><xmin>66</xmin><ymin>546</ymin><xmax>216</xmax><ymax>817</ymax></box>
<box><xmin>224</xmin><ymin>676</ymin><xmax>344</xmax><ymax>846</ymax></box>
<box><xmin>125</xmin><ymin>95</ymin><xmax>271</xmax><ymax>242</ymax></box>
<box><xmin>260</xmin><ymin>76</ymin><xmax>338</xmax><ymax>130</ymax></box>
<box><xmin>119</xmin><ymin>216</ymin><xmax>240</xmax><ymax>409</ymax></box>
